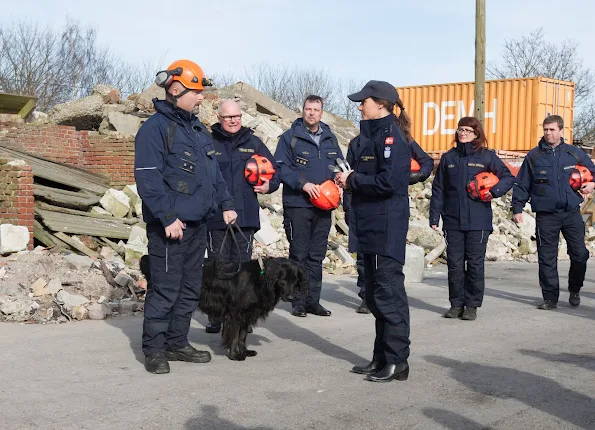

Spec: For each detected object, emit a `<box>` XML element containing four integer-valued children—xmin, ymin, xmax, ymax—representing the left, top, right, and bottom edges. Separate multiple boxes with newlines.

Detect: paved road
<box><xmin>1</xmin><ymin>261</ymin><xmax>594</xmax><ymax>430</ymax></box>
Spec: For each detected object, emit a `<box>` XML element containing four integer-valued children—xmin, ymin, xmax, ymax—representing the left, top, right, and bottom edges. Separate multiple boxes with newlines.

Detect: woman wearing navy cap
<box><xmin>335</xmin><ymin>81</ymin><xmax>412</xmax><ymax>382</ymax></box>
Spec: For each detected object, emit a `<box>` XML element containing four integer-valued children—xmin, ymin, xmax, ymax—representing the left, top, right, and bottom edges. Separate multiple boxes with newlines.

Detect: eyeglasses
<box><xmin>457</xmin><ymin>128</ymin><xmax>475</xmax><ymax>134</ymax></box>
<box><xmin>220</xmin><ymin>114</ymin><xmax>242</xmax><ymax>122</ymax></box>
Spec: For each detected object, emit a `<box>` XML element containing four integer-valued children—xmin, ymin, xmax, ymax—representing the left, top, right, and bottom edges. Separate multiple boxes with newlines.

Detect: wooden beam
<box><xmin>33</xmin><ymin>220</ymin><xmax>71</xmax><ymax>251</ymax></box>
<box><xmin>474</xmin><ymin>0</ymin><xmax>486</xmax><ymax>126</ymax></box>
<box><xmin>54</xmin><ymin>232</ymin><xmax>99</xmax><ymax>259</ymax></box>
<box><xmin>17</xmin><ymin>98</ymin><xmax>36</xmax><ymax>119</ymax></box>
<box><xmin>35</xmin><ymin>208</ymin><xmax>132</xmax><ymax>239</ymax></box>
<box><xmin>34</xmin><ymin>184</ymin><xmax>100</xmax><ymax>209</ymax></box>
<box><xmin>36</xmin><ymin>202</ymin><xmax>139</xmax><ymax>225</ymax></box>
<box><xmin>0</xmin><ymin>146</ymin><xmax>110</xmax><ymax>195</ymax></box>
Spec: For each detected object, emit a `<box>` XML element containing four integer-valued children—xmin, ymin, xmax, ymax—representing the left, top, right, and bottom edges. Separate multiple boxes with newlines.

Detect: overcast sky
<box><xmin>4</xmin><ymin>0</ymin><xmax>595</xmax><ymax>88</ymax></box>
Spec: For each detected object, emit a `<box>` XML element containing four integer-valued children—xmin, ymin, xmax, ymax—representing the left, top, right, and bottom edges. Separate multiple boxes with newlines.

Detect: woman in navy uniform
<box><xmin>429</xmin><ymin>117</ymin><xmax>514</xmax><ymax>321</ymax></box>
<box><xmin>335</xmin><ymin>81</ymin><xmax>412</xmax><ymax>382</ymax></box>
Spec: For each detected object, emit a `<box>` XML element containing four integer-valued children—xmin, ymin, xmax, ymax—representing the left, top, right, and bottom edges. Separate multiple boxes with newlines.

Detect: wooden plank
<box><xmin>33</xmin><ymin>220</ymin><xmax>71</xmax><ymax>251</ymax></box>
<box><xmin>100</xmin><ymin>237</ymin><xmax>125</xmax><ymax>256</ymax></box>
<box><xmin>17</xmin><ymin>98</ymin><xmax>36</xmax><ymax>119</ymax></box>
<box><xmin>36</xmin><ymin>202</ymin><xmax>139</xmax><ymax>225</ymax></box>
<box><xmin>34</xmin><ymin>185</ymin><xmax>99</xmax><ymax>209</ymax></box>
<box><xmin>54</xmin><ymin>232</ymin><xmax>99</xmax><ymax>259</ymax></box>
<box><xmin>35</xmin><ymin>208</ymin><xmax>132</xmax><ymax>240</ymax></box>
<box><xmin>0</xmin><ymin>146</ymin><xmax>110</xmax><ymax>195</ymax></box>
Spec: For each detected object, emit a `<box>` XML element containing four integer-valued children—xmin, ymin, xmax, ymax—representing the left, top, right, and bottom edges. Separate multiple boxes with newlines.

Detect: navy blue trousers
<box><xmin>444</xmin><ymin>230</ymin><xmax>490</xmax><ymax>308</ymax></box>
<box><xmin>142</xmin><ymin>222</ymin><xmax>207</xmax><ymax>356</ymax></box>
<box><xmin>536</xmin><ymin>208</ymin><xmax>589</xmax><ymax>303</ymax></box>
<box><xmin>363</xmin><ymin>254</ymin><xmax>410</xmax><ymax>365</ymax></box>
<box><xmin>283</xmin><ymin>207</ymin><xmax>331</xmax><ymax>307</ymax></box>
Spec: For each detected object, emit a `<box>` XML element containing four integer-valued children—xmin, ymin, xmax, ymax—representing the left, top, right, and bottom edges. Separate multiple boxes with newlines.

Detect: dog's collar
<box><xmin>258</xmin><ymin>256</ymin><xmax>264</xmax><ymax>276</ymax></box>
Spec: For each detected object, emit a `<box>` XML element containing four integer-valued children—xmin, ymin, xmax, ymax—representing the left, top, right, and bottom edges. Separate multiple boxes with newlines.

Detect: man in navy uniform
<box><xmin>512</xmin><ymin>115</ymin><xmax>595</xmax><ymax>310</ymax></box>
<box><xmin>135</xmin><ymin>60</ymin><xmax>237</xmax><ymax>374</ymax></box>
<box><xmin>274</xmin><ymin>95</ymin><xmax>344</xmax><ymax>318</ymax></box>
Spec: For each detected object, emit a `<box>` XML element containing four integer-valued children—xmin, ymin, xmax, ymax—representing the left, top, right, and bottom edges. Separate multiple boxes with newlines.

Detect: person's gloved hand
<box><xmin>409</xmin><ymin>171</ymin><xmax>426</xmax><ymax>185</ymax></box>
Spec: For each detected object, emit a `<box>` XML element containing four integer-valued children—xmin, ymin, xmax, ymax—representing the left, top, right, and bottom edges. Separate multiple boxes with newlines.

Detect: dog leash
<box><xmin>216</xmin><ymin>222</ymin><xmax>250</xmax><ymax>277</ymax></box>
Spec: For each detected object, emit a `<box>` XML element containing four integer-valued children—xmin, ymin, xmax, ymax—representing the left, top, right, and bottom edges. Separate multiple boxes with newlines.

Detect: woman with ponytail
<box><xmin>335</xmin><ymin>81</ymin><xmax>411</xmax><ymax>383</ymax></box>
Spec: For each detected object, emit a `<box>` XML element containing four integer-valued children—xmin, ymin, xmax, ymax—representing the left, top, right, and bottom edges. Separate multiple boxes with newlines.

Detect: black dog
<box><xmin>139</xmin><ymin>256</ymin><xmax>308</xmax><ymax>361</ymax></box>
<box><xmin>199</xmin><ymin>257</ymin><xmax>308</xmax><ymax>361</ymax></box>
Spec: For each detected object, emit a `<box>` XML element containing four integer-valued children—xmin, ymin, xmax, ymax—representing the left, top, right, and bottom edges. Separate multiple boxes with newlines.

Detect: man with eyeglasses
<box><xmin>204</xmin><ymin>99</ymin><xmax>280</xmax><ymax>334</ymax></box>
<box><xmin>274</xmin><ymin>95</ymin><xmax>344</xmax><ymax>318</ymax></box>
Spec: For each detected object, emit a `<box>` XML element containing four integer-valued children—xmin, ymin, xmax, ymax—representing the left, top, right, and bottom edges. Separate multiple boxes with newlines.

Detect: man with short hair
<box><xmin>135</xmin><ymin>60</ymin><xmax>237</xmax><ymax>374</ymax></box>
<box><xmin>512</xmin><ymin>115</ymin><xmax>595</xmax><ymax>310</ymax></box>
<box><xmin>274</xmin><ymin>95</ymin><xmax>344</xmax><ymax>317</ymax></box>
<box><xmin>204</xmin><ymin>99</ymin><xmax>280</xmax><ymax>333</ymax></box>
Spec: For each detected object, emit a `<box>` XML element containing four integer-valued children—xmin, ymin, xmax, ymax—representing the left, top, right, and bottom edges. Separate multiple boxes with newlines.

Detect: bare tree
<box><xmin>0</xmin><ymin>19</ymin><xmax>154</xmax><ymax>111</ymax></box>
<box><xmin>487</xmin><ymin>28</ymin><xmax>595</xmax><ymax>104</ymax></box>
<box><xmin>488</xmin><ymin>28</ymin><xmax>595</xmax><ymax>139</ymax></box>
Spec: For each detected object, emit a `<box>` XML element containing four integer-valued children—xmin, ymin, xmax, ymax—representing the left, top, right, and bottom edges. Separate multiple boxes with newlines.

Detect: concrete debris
<box><xmin>404</xmin><ymin>244</ymin><xmax>425</xmax><ymax>283</ymax></box>
<box><xmin>99</xmin><ymin>189</ymin><xmax>131</xmax><ymax>218</ymax></box>
<box><xmin>0</xmin><ymin>224</ymin><xmax>30</xmax><ymax>254</ymax></box>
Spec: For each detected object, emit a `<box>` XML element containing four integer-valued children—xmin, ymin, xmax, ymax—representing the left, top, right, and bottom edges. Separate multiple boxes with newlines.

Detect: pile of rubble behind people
<box><xmin>1</xmin><ymin>82</ymin><xmax>594</xmax><ymax>324</ymax></box>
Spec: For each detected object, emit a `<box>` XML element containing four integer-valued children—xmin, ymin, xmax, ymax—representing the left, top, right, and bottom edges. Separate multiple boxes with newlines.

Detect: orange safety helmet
<box><xmin>310</xmin><ymin>180</ymin><xmax>340</xmax><ymax>211</ymax></box>
<box><xmin>244</xmin><ymin>155</ymin><xmax>275</xmax><ymax>186</ymax></box>
<box><xmin>411</xmin><ymin>159</ymin><xmax>421</xmax><ymax>172</ymax></box>
<box><xmin>569</xmin><ymin>165</ymin><xmax>594</xmax><ymax>191</ymax></box>
<box><xmin>466</xmin><ymin>172</ymin><xmax>500</xmax><ymax>202</ymax></box>
<box><xmin>155</xmin><ymin>59</ymin><xmax>213</xmax><ymax>90</ymax></box>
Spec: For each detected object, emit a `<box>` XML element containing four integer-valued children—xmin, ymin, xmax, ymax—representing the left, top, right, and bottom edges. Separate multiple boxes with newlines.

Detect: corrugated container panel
<box><xmin>396</xmin><ymin>77</ymin><xmax>574</xmax><ymax>152</ymax></box>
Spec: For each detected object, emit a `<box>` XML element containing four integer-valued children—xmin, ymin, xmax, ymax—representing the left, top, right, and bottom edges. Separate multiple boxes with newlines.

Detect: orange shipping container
<box><xmin>396</xmin><ymin>76</ymin><xmax>574</xmax><ymax>152</ymax></box>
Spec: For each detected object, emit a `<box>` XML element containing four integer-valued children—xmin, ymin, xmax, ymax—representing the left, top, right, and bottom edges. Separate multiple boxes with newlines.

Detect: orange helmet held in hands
<box><xmin>155</xmin><ymin>60</ymin><xmax>213</xmax><ymax>90</ymax></box>
<box><xmin>569</xmin><ymin>165</ymin><xmax>594</xmax><ymax>191</ymax></box>
<box><xmin>411</xmin><ymin>159</ymin><xmax>421</xmax><ymax>172</ymax></box>
<box><xmin>310</xmin><ymin>180</ymin><xmax>340</xmax><ymax>211</ymax></box>
<box><xmin>467</xmin><ymin>172</ymin><xmax>499</xmax><ymax>202</ymax></box>
<box><xmin>244</xmin><ymin>155</ymin><xmax>275</xmax><ymax>186</ymax></box>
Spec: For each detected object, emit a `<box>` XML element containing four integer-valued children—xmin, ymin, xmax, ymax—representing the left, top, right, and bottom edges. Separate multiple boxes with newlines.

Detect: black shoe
<box><xmin>443</xmin><ymin>306</ymin><xmax>464</xmax><ymax>318</ymax></box>
<box><xmin>306</xmin><ymin>304</ymin><xmax>332</xmax><ymax>316</ymax></box>
<box><xmin>291</xmin><ymin>305</ymin><xmax>307</xmax><ymax>317</ymax></box>
<box><xmin>205</xmin><ymin>321</ymin><xmax>222</xmax><ymax>334</ymax></box>
<box><xmin>569</xmin><ymin>293</ymin><xmax>580</xmax><ymax>307</ymax></box>
<box><xmin>537</xmin><ymin>300</ymin><xmax>557</xmax><ymax>310</ymax></box>
<box><xmin>366</xmin><ymin>362</ymin><xmax>409</xmax><ymax>382</ymax></box>
<box><xmin>461</xmin><ymin>307</ymin><xmax>477</xmax><ymax>321</ymax></box>
<box><xmin>144</xmin><ymin>352</ymin><xmax>170</xmax><ymax>374</ymax></box>
<box><xmin>165</xmin><ymin>345</ymin><xmax>211</xmax><ymax>363</ymax></box>
<box><xmin>352</xmin><ymin>360</ymin><xmax>385</xmax><ymax>375</ymax></box>
<box><xmin>248</xmin><ymin>326</ymin><xmax>253</xmax><ymax>333</ymax></box>
<box><xmin>356</xmin><ymin>299</ymin><xmax>371</xmax><ymax>314</ymax></box>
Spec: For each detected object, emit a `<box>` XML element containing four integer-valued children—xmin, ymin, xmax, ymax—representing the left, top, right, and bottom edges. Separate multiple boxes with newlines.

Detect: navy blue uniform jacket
<box><xmin>429</xmin><ymin>142</ymin><xmax>515</xmax><ymax>231</ymax></box>
<box><xmin>346</xmin><ymin>114</ymin><xmax>410</xmax><ymax>264</ymax></box>
<box><xmin>274</xmin><ymin>118</ymin><xmax>343</xmax><ymax>208</ymax></box>
<box><xmin>207</xmin><ymin>123</ymin><xmax>280</xmax><ymax>230</ymax></box>
<box><xmin>134</xmin><ymin>99</ymin><xmax>234</xmax><ymax>227</ymax></box>
<box><xmin>512</xmin><ymin>138</ymin><xmax>595</xmax><ymax>214</ymax></box>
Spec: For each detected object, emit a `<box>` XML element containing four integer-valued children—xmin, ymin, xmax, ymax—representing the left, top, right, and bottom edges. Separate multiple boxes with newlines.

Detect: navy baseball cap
<box><xmin>348</xmin><ymin>80</ymin><xmax>398</xmax><ymax>105</ymax></box>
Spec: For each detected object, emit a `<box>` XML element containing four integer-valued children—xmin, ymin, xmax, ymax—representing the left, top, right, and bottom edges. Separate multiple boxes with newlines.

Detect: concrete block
<box><xmin>122</xmin><ymin>184</ymin><xmax>142</xmax><ymax>216</ymax></box>
<box><xmin>334</xmin><ymin>246</ymin><xmax>355</xmax><ymax>265</ymax></box>
<box><xmin>64</xmin><ymin>254</ymin><xmax>94</xmax><ymax>271</ymax></box>
<box><xmin>404</xmin><ymin>244</ymin><xmax>424</xmax><ymax>283</ymax></box>
<box><xmin>90</xmin><ymin>206</ymin><xmax>112</xmax><ymax>216</ymax></box>
<box><xmin>99</xmin><ymin>189</ymin><xmax>130</xmax><ymax>218</ymax></box>
<box><xmin>254</xmin><ymin>224</ymin><xmax>281</xmax><ymax>246</ymax></box>
<box><xmin>56</xmin><ymin>290</ymin><xmax>89</xmax><ymax>311</ymax></box>
<box><xmin>128</xmin><ymin>224</ymin><xmax>147</xmax><ymax>246</ymax></box>
<box><xmin>0</xmin><ymin>224</ymin><xmax>30</xmax><ymax>254</ymax></box>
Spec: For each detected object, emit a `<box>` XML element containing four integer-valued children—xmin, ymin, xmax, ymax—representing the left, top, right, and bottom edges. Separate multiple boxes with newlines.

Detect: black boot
<box><xmin>537</xmin><ymin>300</ymin><xmax>557</xmax><ymax>310</ymax></box>
<box><xmin>144</xmin><ymin>352</ymin><xmax>170</xmax><ymax>374</ymax></box>
<box><xmin>352</xmin><ymin>360</ymin><xmax>385</xmax><ymax>375</ymax></box>
<box><xmin>569</xmin><ymin>293</ymin><xmax>580</xmax><ymax>307</ymax></box>
<box><xmin>443</xmin><ymin>306</ymin><xmax>463</xmax><ymax>318</ymax></box>
<box><xmin>205</xmin><ymin>318</ymin><xmax>222</xmax><ymax>333</ymax></box>
<box><xmin>166</xmin><ymin>345</ymin><xmax>211</xmax><ymax>363</ymax></box>
<box><xmin>366</xmin><ymin>362</ymin><xmax>409</xmax><ymax>382</ymax></box>
<box><xmin>356</xmin><ymin>299</ymin><xmax>371</xmax><ymax>314</ymax></box>
<box><xmin>461</xmin><ymin>307</ymin><xmax>477</xmax><ymax>321</ymax></box>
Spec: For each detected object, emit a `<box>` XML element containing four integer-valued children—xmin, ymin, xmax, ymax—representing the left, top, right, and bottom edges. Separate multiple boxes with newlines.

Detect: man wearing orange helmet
<box><xmin>274</xmin><ymin>95</ymin><xmax>344</xmax><ymax>318</ymax></box>
<box><xmin>203</xmin><ymin>99</ymin><xmax>280</xmax><ymax>334</ymax></box>
<box><xmin>513</xmin><ymin>115</ymin><xmax>595</xmax><ymax>310</ymax></box>
<box><xmin>135</xmin><ymin>60</ymin><xmax>237</xmax><ymax>374</ymax></box>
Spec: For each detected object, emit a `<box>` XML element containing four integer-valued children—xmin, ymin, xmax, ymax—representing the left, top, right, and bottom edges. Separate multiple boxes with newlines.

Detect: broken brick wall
<box><xmin>0</xmin><ymin>122</ymin><xmax>135</xmax><ymax>187</ymax></box>
<box><xmin>0</xmin><ymin>157</ymin><xmax>34</xmax><ymax>249</ymax></box>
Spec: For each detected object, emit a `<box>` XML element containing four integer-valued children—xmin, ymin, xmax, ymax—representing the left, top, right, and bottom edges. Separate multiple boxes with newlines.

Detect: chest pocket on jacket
<box><xmin>164</xmin><ymin>142</ymin><xmax>204</xmax><ymax>195</ymax></box>
<box><xmin>293</xmin><ymin>142</ymin><xmax>313</xmax><ymax>168</ymax></box>
<box><xmin>239</xmin><ymin>147</ymin><xmax>255</xmax><ymax>161</ymax></box>
<box><xmin>532</xmin><ymin>159</ymin><xmax>553</xmax><ymax>197</ymax></box>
